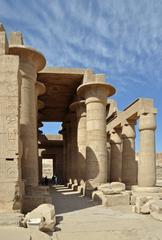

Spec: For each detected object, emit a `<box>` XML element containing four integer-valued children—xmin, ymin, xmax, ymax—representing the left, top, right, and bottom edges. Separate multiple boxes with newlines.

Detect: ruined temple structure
<box><xmin>0</xmin><ymin>23</ymin><xmax>161</xmax><ymax>214</ymax></box>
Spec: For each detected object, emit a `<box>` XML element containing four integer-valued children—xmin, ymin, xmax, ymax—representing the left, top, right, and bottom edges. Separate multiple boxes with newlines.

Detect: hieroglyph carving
<box><xmin>0</xmin><ymin>55</ymin><xmax>20</xmax><ymax>180</ymax></box>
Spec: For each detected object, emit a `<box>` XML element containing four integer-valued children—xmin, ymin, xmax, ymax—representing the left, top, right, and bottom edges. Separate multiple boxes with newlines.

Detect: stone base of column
<box><xmin>132</xmin><ymin>185</ymin><xmax>161</xmax><ymax>193</ymax></box>
<box><xmin>131</xmin><ymin>185</ymin><xmax>162</xmax><ymax>214</ymax></box>
<box><xmin>92</xmin><ymin>190</ymin><xmax>130</xmax><ymax>207</ymax></box>
<box><xmin>72</xmin><ymin>183</ymin><xmax>78</xmax><ymax>191</ymax></box>
<box><xmin>22</xmin><ymin>185</ymin><xmax>52</xmax><ymax>214</ymax></box>
<box><xmin>67</xmin><ymin>182</ymin><xmax>73</xmax><ymax>189</ymax></box>
<box><xmin>71</xmin><ymin>179</ymin><xmax>78</xmax><ymax>191</ymax></box>
<box><xmin>0</xmin><ymin>180</ymin><xmax>24</xmax><ymax>214</ymax></box>
<box><xmin>67</xmin><ymin>179</ymin><xmax>73</xmax><ymax>188</ymax></box>
<box><xmin>77</xmin><ymin>181</ymin><xmax>86</xmax><ymax>196</ymax></box>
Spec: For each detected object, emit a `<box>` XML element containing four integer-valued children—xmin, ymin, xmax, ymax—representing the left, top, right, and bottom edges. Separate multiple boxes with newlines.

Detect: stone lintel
<box><xmin>39</xmin><ymin>66</ymin><xmax>86</xmax><ymax>75</ymax></box>
<box><xmin>9</xmin><ymin>45</ymin><xmax>46</xmax><ymax>71</ymax></box>
<box><xmin>107</xmin><ymin>98</ymin><xmax>157</xmax><ymax>132</ymax></box>
<box><xmin>121</xmin><ymin>119</ymin><xmax>136</xmax><ymax>127</ymax></box>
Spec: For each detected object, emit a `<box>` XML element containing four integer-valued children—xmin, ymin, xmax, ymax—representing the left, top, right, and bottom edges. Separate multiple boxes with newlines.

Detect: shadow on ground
<box><xmin>50</xmin><ymin>185</ymin><xmax>99</xmax><ymax>215</ymax></box>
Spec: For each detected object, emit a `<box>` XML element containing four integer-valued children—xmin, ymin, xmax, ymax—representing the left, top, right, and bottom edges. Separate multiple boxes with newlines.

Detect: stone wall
<box><xmin>0</xmin><ymin>54</ymin><xmax>22</xmax><ymax>212</ymax></box>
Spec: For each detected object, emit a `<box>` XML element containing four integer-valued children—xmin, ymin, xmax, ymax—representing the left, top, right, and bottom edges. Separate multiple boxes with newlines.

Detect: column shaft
<box><xmin>9</xmin><ymin>45</ymin><xmax>46</xmax><ymax>187</ymax></box>
<box><xmin>70</xmin><ymin>100</ymin><xmax>86</xmax><ymax>184</ymax></box>
<box><xmin>122</xmin><ymin>122</ymin><xmax>137</xmax><ymax>187</ymax></box>
<box><xmin>110</xmin><ymin>129</ymin><xmax>122</xmax><ymax>182</ymax></box>
<box><xmin>107</xmin><ymin>136</ymin><xmax>111</xmax><ymax>182</ymax></box>
<box><xmin>69</xmin><ymin>113</ymin><xmax>78</xmax><ymax>182</ymax></box>
<box><xmin>138</xmin><ymin>113</ymin><xmax>156</xmax><ymax>187</ymax></box>
<box><xmin>86</xmin><ymin>100</ymin><xmax>107</xmax><ymax>188</ymax></box>
<box><xmin>20</xmin><ymin>63</ymin><xmax>39</xmax><ymax>186</ymax></box>
<box><xmin>77</xmin><ymin>72</ymin><xmax>115</xmax><ymax>190</ymax></box>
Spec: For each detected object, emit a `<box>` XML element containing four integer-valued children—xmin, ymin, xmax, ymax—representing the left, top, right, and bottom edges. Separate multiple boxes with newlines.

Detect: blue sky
<box><xmin>0</xmin><ymin>0</ymin><xmax>162</xmax><ymax>151</ymax></box>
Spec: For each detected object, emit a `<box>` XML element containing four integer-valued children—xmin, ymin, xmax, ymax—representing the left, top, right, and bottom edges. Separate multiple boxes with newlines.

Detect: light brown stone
<box><xmin>21</xmin><ymin>204</ymin><xmax>56</xmax><ymax>232</ymax></box>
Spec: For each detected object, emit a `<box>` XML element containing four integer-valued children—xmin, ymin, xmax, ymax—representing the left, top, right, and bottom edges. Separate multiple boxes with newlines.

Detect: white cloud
<box><xmin>1</xmin><ymin>0</ymin><xmax>162</xmax><ymax>90</ymax></box>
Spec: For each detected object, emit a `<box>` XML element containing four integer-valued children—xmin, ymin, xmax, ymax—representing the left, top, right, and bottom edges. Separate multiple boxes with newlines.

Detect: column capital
<box><xmin>36</xmin><ymin>82</ymin><xmax>46</xmax><ymax>96</ymax></box>
<box><xmin>121</xmin><ymin>120</ymin><xmax>136</xmax><ymax>139</ymax></box>
<box><xmin>70</xmin><ymin>100</ymin><xmax>86</xmax><ymax>118</ymax></box>
<box><xmin>139</xmin><ymin>112</ymin><xmax>156</xmax><ymax>131</ymax></box>
<box><xmin>9</xmin><ymin>45</ymin><xmax>46</xmax><ymax>71</ymax></box>
<box><xmin>77</xmin><ymin>83</ymin><xmax>115</xmax><ymax>105</ymax></box>
<box><xmin>77</xmin><ymin>73</ymin><xmax>115</xmax><ymax>105</ymax></box>
<box><xmin>110</xmin><ymin>129</ymin><xmax>122</xmax><ymax>144</ymax></box>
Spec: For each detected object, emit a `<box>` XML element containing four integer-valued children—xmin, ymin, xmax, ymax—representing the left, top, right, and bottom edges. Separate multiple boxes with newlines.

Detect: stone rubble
<box><xmin>20</xmin><ymin>203</ymin><xmax>56</xmax><ymax>233</ymax></box>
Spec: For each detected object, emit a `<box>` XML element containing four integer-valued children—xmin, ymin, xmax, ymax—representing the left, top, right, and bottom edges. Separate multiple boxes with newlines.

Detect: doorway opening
<box><xmin>42</xmin><ymin>158</ymin><xmax>54</xmax><ymax>178</ymax></box>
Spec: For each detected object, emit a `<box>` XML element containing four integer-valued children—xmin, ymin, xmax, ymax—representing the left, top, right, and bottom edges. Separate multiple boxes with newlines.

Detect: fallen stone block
<box><xmin>98</xmin><ymin>182</ymin><xmax>126</xmax><ymax>195</ymax></box>
<box><xmin>20</xmin><ymin>203</ymin><xmax>56</xmax><ymax>232</ymax></box>
<box><xmin>150</xmin><ymin>200</ymin><xmax>162</xmax><ymax>221</ymax></box>
<box><xmin>92</xmin><ymin>190</ymin><xmax>130</xmax><ymax>207</ymax></box>
<box><xmin>103</xmin><ymin>192</ymin><xmax>130</xmax><ymax>207</ymax></box>
<box><xmin>131</xmin><ymin>195</ymin><xmax>160</xmax><ymax>214</ymax></box>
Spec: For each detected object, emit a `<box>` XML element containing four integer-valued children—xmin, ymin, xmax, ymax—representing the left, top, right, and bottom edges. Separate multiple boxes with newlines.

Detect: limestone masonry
<box><xmin>0</xmin><ymin>23</ymin><xmax>162</xmax><ymax>227</ymax></box>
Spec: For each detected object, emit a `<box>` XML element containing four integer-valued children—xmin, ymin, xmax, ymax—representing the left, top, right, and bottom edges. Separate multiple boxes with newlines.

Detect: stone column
<box><xmin>138</xmin><ymin>112</ymin><xmax>156</xmax><ymax>187</ymax></box>
<box><xmin>9</xmin><ymin>40</ymin><xmax>46</xmax><ymax>187</ymax></box>
<box><xmin>77</xmin><ymin>71</ymin><xmax>115</xmax><ymax>190</ymax></box>
<box><xmin>121</xmin><ymin>120</ymin><xmax>137</xmax><ymax>188</ymax></box>
<box><xmin>63</xmin><ymin>118</ymin><xmax>71</xmax><ymax>184</ymax></box>
<box><xmin>36</xmin><ymin>82</ymin><xmax>46</xmax><ymax>183</ymax></box>
<box><xmin>110</xmin><ymin>129</ymin><xmax>122</xmax><ymax>182</ymax></box>
<box><xmin>70</xmin><ymin>100</ymin><xmax>86</xmax><ymax>184</ymax></box>
<box><xmin>68</xmin><ymin>111</ymin><xmax>77</xmax><ymax>183</ymax></box>
<box><xmin>107</xmin><ymin>134</ymin><xmax>111</xmax><ymax>182</ymax></box>
<box><xmin>38</xmin><ymin>151</ymin><xmax>43</xmax><ymax>183</ymax></box>
<box><xmin>59</xmin><ymin>126</ymin><xmax>67</xmax><ymax>184</ymax></box>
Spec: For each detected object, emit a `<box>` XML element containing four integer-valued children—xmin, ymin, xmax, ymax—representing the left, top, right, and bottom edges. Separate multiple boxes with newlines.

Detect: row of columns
<box><xmin>61</xmin><ymin>71</ymin><xmax>116</xmax><ymax>191</ymax></box>
<box><xmin>62</xmin><ymin>98</ymin><xmax>157</xmax><ymax>191</ymax></box>
<box><xmin>108</xmin><ymin>112</ymin><xmax>156</xmax><ymax>189</ymax></box>
<box><xmin>109</xmin><ymin>121</ymin><xmax>137</xmax><ymax>188</ymax></box>
<box><xmin>7</xmin><ymin>31</ymin><xmax>157</xmax><ymax>193</ymax></box>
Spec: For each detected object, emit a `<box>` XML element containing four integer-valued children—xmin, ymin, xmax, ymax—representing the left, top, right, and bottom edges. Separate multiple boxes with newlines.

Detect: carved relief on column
<box><xmin>121</xmin><ymin>120</ymin><xmax>137</xmax><ymax>188</ymax></box>
<box><xmin>110</xmin><ymin>128</ymin><xmax>122</xmax><ymax>182</ymax></box>
<box><xmin>0</xmin><ymin>25</ymin><xmax>22</xmax><ymax>211</ymax></box>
